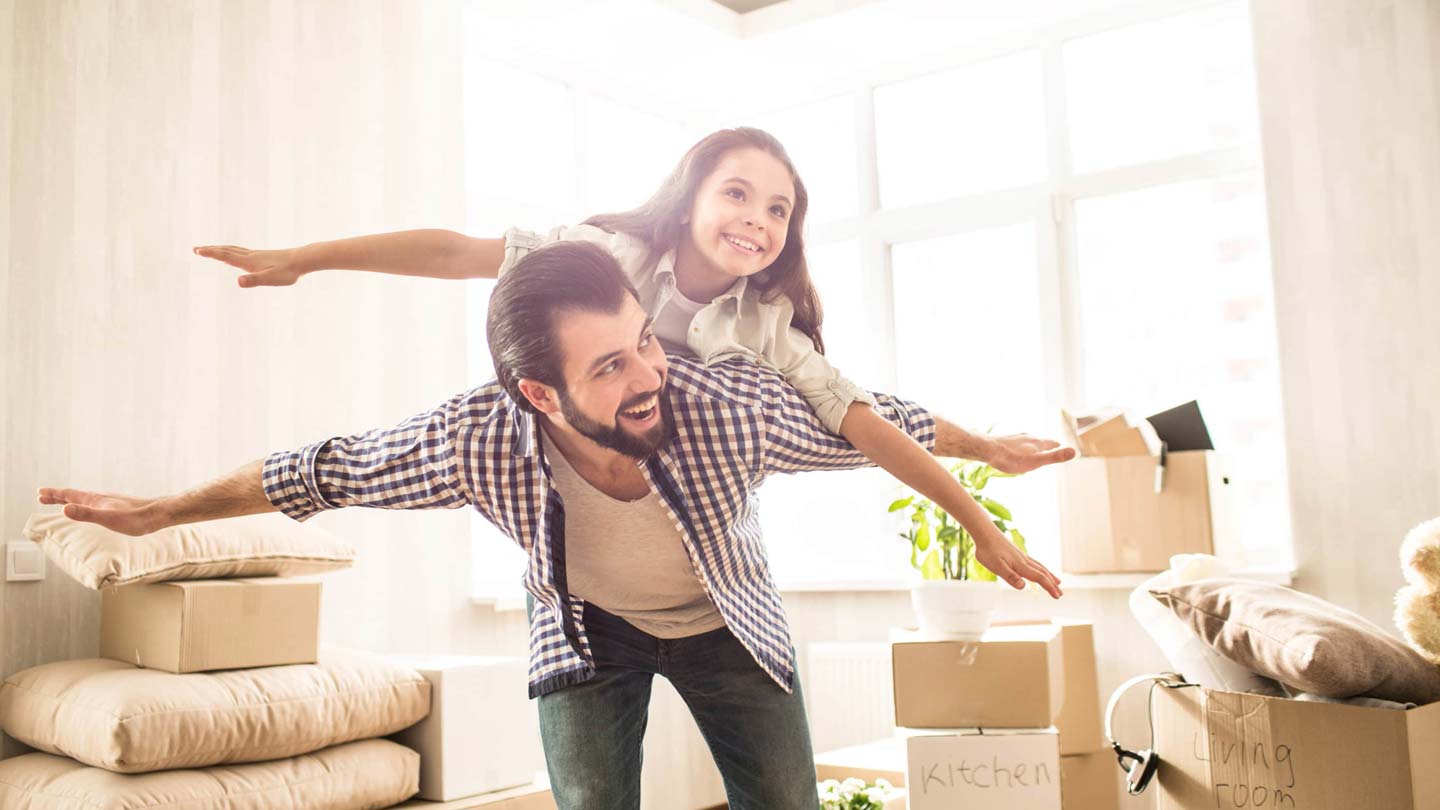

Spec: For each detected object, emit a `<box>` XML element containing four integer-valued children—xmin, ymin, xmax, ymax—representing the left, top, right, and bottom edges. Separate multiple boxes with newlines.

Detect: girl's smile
<box><xmin>675</xmin><ymin>147</ymin><xmax>796</xmax><ymax>300</ymax></box>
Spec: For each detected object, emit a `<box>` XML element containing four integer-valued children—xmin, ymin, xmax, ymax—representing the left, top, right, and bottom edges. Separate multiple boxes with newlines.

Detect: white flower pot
<box><xmin>909</xmin><ymin>579</ymin><xmax>1002</xmax><ymax>640</ymax></box>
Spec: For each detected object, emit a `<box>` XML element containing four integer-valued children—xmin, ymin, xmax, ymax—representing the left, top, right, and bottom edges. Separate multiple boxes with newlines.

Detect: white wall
<box><xmin>0</xmin><ymin>0</ymin><xmax>534</xmax><ymax>756</ymax></box>
<box><xmin>1251</xmin><ymin>0</ymin><xmax>1440</xmax><ymax>626</ymax></box>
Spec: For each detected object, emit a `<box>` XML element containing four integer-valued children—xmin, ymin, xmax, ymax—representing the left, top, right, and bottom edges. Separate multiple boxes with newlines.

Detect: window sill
<box><xmin>471</xmin><ymin>568</ymin><xmax>1296</xmax><ymax>609</ymax></box>
<box><xmin>470</xmin><ymin>593</ymin><xmax>528</xmax><ymax>613</ymax></box>
<box><xmin>773</xmin><ymin>567</ymin><xmax>1295</xmax><ymax>593</ymax></box>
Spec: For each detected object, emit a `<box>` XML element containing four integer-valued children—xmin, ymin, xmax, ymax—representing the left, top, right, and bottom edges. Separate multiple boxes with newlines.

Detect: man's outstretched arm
<box><xmin>39</xmin><ymin>390</ymin><xmax>480</xmax><ymax>536</ymax></box>
<box><xmin>37</xmin><ymin>459</ymin><xmax>273</xmax><ymax>536</ymax></box>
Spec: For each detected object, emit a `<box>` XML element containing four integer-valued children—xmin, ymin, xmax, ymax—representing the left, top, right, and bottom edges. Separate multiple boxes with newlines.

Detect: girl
<box><xmin>196</xmin><ymin>127</ymin><xmax>1068</xmax><ymax>596</ymax></box>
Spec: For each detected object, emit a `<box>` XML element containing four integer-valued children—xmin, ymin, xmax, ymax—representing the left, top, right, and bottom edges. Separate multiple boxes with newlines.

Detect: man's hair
<box><xmin>486</xmin><ymin>241</ymin><xmax>640</xmax><ymax>414</ymax></box>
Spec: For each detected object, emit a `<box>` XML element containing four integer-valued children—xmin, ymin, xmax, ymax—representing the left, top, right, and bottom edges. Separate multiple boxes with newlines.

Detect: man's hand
<box><xmin>985</xmin><ymin>433</ymin><xmax>1076</xmax><ymax>474</ymax></box>
<box><xmin>973</xmin><ymin>532</ymin><xmax>1064</xmax><ymax>599</ymax></box>
<box><xmin>36</xmin><ymin>488</ymin><xmax>166</xmax><ymax>536</ymax></box>
<box><xmin>37</xmin><ymin>460</ymin><xmax>270</xmax><ymax>536</ymax></box>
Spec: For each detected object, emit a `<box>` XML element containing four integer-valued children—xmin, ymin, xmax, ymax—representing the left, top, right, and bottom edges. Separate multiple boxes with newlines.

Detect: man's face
<box><xmin>549</xmin><ymin>295</ymin><xmax>673</xmax><ymax>458</ymax></box>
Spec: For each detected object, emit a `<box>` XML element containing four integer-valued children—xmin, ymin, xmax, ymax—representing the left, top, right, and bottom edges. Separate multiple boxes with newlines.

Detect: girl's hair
<box><xmin>584</xmin><ymin>127</ymin><xmax>825</xmax><ymax>354</ymax></box>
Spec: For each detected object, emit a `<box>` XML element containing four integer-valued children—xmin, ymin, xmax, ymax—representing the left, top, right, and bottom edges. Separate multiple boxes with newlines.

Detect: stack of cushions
<box><xmin>1132</xmin><ymin>554</ymin><xmax>1440</xmax><ymax>706</ymax></box>
<box><xmin>0</xmin><ymin>514</ymin><xmax>431</xmax><ymax>810</ymax></box>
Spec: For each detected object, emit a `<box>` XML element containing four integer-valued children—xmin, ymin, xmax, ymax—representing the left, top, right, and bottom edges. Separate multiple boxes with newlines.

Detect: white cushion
<box><xmin>23</xmin><ymin>512</ymin><xmax>355</xmax><ymax>589</ymax></box>
<box><xmin>0</xmin><ymin>739</ymin><xmax>419</xmax><ymax>810</ymax></box>
<box><xmin>0</xmin><ymin>649</ymin><xmax>430</xmax><ymax>774</ymax></box>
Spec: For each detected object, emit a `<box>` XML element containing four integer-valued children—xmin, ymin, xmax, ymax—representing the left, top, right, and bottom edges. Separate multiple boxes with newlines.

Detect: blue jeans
<box><xmin>532</xmin><ymin>599</ymin><xmax>820</xmax><ymax>810</ymax></box>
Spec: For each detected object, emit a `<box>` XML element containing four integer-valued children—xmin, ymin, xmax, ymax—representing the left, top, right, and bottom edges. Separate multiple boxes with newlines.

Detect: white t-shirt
<box><xmin>650</xmin><ymin>285</ymin><xmax>708</xmax><ymax>355</ymax></box>
<box><xmin>541</xmin><ymin>432</ymin><xmax>727</xmax><ymax>639</ymax></box>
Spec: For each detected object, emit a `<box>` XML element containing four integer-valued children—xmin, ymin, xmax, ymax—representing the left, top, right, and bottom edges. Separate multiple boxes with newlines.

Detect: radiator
<box><xmin>804</xmin><ymin>642</ymin><xmax>897</xmax><ymax>753</ymax></box>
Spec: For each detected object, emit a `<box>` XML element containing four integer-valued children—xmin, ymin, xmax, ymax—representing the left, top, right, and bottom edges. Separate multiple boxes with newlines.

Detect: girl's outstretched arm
<box><xmin>194</xmin><ymin>230</ymin><xmax>504</xmax><ymax>287</ymax></box>
<box><xmin>929</xmin><ymin>415</ymin><xmax>1076</xmax><ymax>474</ymax></box>
<box><xmin>840</xmin><ymin>403</ymin><xmax>1065</xmax><ymax>599</ymax></box>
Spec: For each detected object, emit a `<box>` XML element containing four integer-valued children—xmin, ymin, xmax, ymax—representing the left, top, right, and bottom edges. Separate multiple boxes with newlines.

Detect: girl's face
<box><xmin>681</xmin><ymin>147</ymin><xmax>796</xmax><ymax>282</ymax></box>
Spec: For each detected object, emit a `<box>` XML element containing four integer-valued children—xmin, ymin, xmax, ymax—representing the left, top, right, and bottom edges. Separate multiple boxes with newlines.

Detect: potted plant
<box><xmin>889</xmin><ymin>460</ymin><xmax>1029</xmax><ymax>639</ymax></box>
<box><xmin>817</xmin><ymin>777</ymin><xmax>901</xmax><ymax>809</ymax></box>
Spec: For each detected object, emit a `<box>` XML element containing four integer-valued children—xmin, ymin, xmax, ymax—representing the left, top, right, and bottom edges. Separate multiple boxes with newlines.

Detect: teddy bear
<box><xmin>1395</xmin><ymin>516</ymin><xmax>1440</xmax><ymax>664</ymax></box>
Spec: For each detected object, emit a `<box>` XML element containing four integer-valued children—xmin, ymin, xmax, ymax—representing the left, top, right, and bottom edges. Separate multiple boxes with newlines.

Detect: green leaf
<box><xmin>1010</xmin><ymin>528</ymin><xmax>1027</xmax><ymax>553</ymax></box>
<box><xmin>887</xmin><ymin>496</ymin><xmax>914</xmax><ymax>513</ymax></box>
<box><xmin>915</xmin><ymin>523</ymin><xmax>931</xmax><ymax>552</ymax></box>
<box><xmin>979</xmin><ymin>497</ymin><xmax>1012</xmax><ymax>521</ymax></box>
<box><xmin>920</xmin><ymin>548</ymin><xmax>945</xmax><ymax>580</ymax></box>
<box><xmin>975</xmin><ymin>466</ymin><xmax>993</xmax><ymax>490</ymax></box>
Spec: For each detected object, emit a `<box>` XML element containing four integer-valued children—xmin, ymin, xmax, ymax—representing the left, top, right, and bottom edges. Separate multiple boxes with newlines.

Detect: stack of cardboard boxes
<box><xmin>817</xmin><ymin>619</ymin><xmax>1119</xmax><ymax>810</ymax></box>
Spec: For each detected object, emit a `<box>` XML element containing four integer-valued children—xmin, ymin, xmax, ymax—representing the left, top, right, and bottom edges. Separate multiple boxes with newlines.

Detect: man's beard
<box><xmin>557</xmin><ymin>383</ymin><xmax>675</xmax><ymax>459</ymax></box>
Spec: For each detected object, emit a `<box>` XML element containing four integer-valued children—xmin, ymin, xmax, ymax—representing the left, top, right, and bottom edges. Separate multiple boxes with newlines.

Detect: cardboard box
<box><xmin>389</xmin><ymin>655</ymin><xmax>540</xmax><ymax>802</ymax></box>
<box><xmin>1058</xmin><ymin>450</ymin><xmax>1235</xmax><ymax>573</ymax></box>
<box><xmin>893</xmin><ymin>624</ymin><xmax>1063</xmax><ymax>730</ymax></box>
<box><xmin>1062</xmin><ymin>409</ymin><xmax>1162</xmax><ymax>458</ymax></box>
<box><xmin>994</xmin><ymin>619</ymin><xmax>1107</xmax><ymax>755</ymax></box>
<box><xmin>817</xmin><ymin>736</ymin><xmax>907</xmax><ymax>786</ymax></box>
<box><xmin>905</xmin><ymin>728</ymin><xmax>1061</xmax><ymax>810</ymax></box>
<box><xmin>390</xmin><ymin>776</ymin><xmax>554</xmax><ymax>810</ymax></box>
<box><xmin>894</xmin><ymin>621</ymin><xmax>1105</xmax><ymax>754</ymax></box>
<box><xmin>1060</xmin><ymin>750</ymin><xmax>1119</xmax><ymax>810</ymax></box>
<box><xmin>1153</xmin><ymin>684</ymin><xmax>1440</xmax><ymax>810</ymax></box>
<box><xmin>100</xmin><ymin>577</ymin><xmax>320</xmax><ymax>673</ymax></box>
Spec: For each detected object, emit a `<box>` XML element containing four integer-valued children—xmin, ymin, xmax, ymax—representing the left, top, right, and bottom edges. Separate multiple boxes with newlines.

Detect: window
<box><xmin>874</xmin><ymin>50</ymin><xmax>1048</xmax><ymax>208</ymax></box>
<box><xmin>462</xmin><ymin>54</ymin><xmax>695</xmax><ymax>602</ymax></box>
<box><xmin>1064</xmin><ymin>3</ymin><xmax>1261</xmax><ymax>174</ymax></box>
<box><xmin>464</xmin><ymin>60</ymin><xmax>578</xmax><ymax>229</ymax></box>
<box><xmin>769</xmin><ymin>0</ymin><xmax>1287</xmax><ymax>581</ymax></box>
<box><xmin>1073</xmin><ymin>172</ymin><xmax>1289</xmax><ymax>566</ymax></box>
<box><xmin>464</xmin><ymin>0</ymin><xmax>1292</xmax><ymax>596</ymax></box>
<box><xmin>462</xmin><ymin>57</ymin><xmax>579</xmax><ymax>601</ymax></box>
<box><xmin>582</xmin><ymin>96</ymin><xmax>694</xmax><ymax>216</ymax></box>
<box><xmin>891</xmin><ymin>225</ymin><xmax>1061</xmax><ymax>566</ymax></box>
<box><xmin>754</xmin><ymin>96</ymin><xmax>860</xmax><ymax>225</ymax></box>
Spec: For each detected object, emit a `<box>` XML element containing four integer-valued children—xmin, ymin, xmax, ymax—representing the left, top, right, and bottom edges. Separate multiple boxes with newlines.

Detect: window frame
<box><xmin>466</xmin><ymin>0</ymin><xmax>1292</xmax><ymax>603</ymax></box>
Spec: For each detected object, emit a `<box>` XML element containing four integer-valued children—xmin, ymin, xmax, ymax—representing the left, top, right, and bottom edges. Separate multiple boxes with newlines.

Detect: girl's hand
<box><xmin>193</xmin><ymin>245</ymin><xmax>306</xmax><ymax>288</ymax></box>
<box><xmin>36</xmin><ymin>488</ymin><xmax>165</xmax><ymax>537</ymax></box>
<box><xmin>974</xmin><ymin>534</ymin><xmax>1063</xmax><ymax>598</ymax></box>
<box><xmin>987</xmin><ymin>433</ymin><xmax>1077</xmax><ymax>474</ymax></box>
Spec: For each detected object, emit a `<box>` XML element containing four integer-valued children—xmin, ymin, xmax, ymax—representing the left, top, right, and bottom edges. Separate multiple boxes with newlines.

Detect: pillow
<box><xmin>0</xmin><ymin>649</ymin><xmax>430</xmax><ymax>774</ymax></box>
<box><xmin>0</xmin><ymin>739</ymin><xmax>419</xmax><ymax>810</ymax></box>
<box><xmin>1129</xmin><ymin>570</ymin><xmax>1284</xmax><ymax>695</ymax></box>
<box><xmin>23</xmin><ymin>512</ymin><xmax>355</xmax><ymax>589</ymax></box>
<box><xmin>1151</xmin><ymin>578</ymin><xmax>1440</xmax><ymax>703</ymax></box>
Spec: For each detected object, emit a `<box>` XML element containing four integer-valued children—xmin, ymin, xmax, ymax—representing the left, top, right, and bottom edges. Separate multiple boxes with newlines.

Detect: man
<box><xmin>39</xmin><ymin>241</ymin><xmax>1068</xmax><ymax>809</ymax></box>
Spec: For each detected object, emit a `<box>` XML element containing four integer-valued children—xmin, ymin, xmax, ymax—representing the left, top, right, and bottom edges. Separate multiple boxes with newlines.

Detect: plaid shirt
<box><xmin>263</xmin><ymin>356</ymin><xmax>934</xmax><ymax>698</ymax></box>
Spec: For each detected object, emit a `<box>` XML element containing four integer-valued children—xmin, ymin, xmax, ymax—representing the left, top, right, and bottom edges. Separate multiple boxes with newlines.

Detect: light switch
<box><xmin>7</xmin><ymin>542</ymin><xmax>45</xmax><ymax>582</ymax></box>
